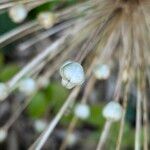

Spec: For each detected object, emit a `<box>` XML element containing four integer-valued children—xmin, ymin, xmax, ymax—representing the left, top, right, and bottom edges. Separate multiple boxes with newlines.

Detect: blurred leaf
<box><xmin>0</xmin><ymin>52</ymin><xmax>4</xmax><ymax>66</ymax></box>
<box><xmin>44</xmin><ymin>82</ymin><xmax>69</xmax><ymax>112</ymax></box>
<box><xmin>27</xmin><ymin>92</ymin><xmax>47</xmax><ymax>118</ymax></box>
<box><xmin>27</xmin><ymin>82</ymin><xmax>69</xmax><ymax>118</ymax></box>
<box><xmin>0</xmin><ymin>64</ymin><xmax>20</xmax><ymax>82</ymax></box>
<box><xmin>86</xmin><ymin>104</ymin><xmax>105</xmax><ymax>128</ymax></box>
<box><xmin>28</xmin><ymin>1</ymin><xmax>60</xmax><ymax>19</ymax></box>
<box><xmin>0</xmin><ymin>12</ymin><xmax>18</xmax><ymax>35</ymax></box>
<box><xmin>60</xmin><ymin>113</ymin><xmax>74</xmax><ymax>126</ymax></box>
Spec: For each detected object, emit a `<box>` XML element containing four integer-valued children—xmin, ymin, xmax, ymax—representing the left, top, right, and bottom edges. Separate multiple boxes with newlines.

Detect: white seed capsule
<box><xmin>18</xmin><ymin>78</ymin><xmax>37</xmax><ymax>95</ymax></box>
<box><xmin>122</xmin><ymin>69</ymin><xmax>129</xmax><ymax>82</ymax></box>
<box><xmin>34</xmin><ymin>120</ymin><xmax>47</xmax><ymax>133</ymax></box>
<box><xmin>102</xmin><ymin>101</ymin><xmax>123</xmax><ymax>122</ymax></box>
<box><xmin>59</xmin><ymin>131</ymin><xmax>78</xmax><ymax>146</ymax></box>
<box><xmin>0</xmin><ymin>129</ymin><xmax>7</xmax><ymax>143</ymax></box>
<box><xmin>74</xmin><ymin>104</ymin><xmax>90</xmax><ymax>119</ymax></box>
<box><xmin>67</xmin><ymin>133</ymin><xmax>78</xmax><ymax>146</ymax></box>
<box><xmin>37</xmin><ymin>12</ymin><xmax>56</xmax><ymax>29</ymax></box>
<box><xmin>37</xmin><ymin>77</ymin><xmax>49</xmax><ymax>88</ymax></box>
<box><xmin>9</xmin><ymin>4</ymin><xmax>27</xmax><ymax>23</ymax></box>
<box><xmin>60</xmin><ymin>61</ymin><xmax>85</xmax><ymax>89</ymax></box>
<box><xmin>0</xmin><ymin>83</ymin><xmax>8</xmax><ymax>101</ymax></box>
<box><xmin>93</xmin><ymin>64</ymin><xmax>110</xmax><ymax>80</ymax></box>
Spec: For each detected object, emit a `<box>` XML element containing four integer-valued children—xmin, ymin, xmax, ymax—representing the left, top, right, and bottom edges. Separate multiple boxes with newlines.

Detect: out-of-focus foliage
<box><xmin>0</xmin><ymin>12</ymin><xmax>18</xmax><ymax>35</ymax></box>
<box><xmin>0</xmin><ymin>64</ymin><xmax>20</xmax><ymax>82</ymax></box>
<box><xmin>0</xmin><ymin>52</ymin><xmax>20</xmax><ymax>82</ymax></box>
<box><xmin>27</xmin><ymin>82</ymin><xmax>69</xmax><ymax>118</ymax></box>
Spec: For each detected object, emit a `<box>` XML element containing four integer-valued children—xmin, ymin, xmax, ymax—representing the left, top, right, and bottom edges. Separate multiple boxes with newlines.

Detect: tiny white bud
<box><xmin>102</xmin><ymin>101</ymin><xmax>123</xmax><ymax>122</ymax></box>
<box><xmin>18</xmin><ymin>78</ymin><xmax>37</xmax><ymax>95</ymax></box>
<box><xmin>93</xmin><ymin>64</ymin><xmax>110</xmax><ymax>80</ymax></box>
<box><xmin>59</xmin><ymin>131</ymin><xmax>78</xmax><ymax>146</ymax></box>
<box><xmin>0</xmin><ymin>129</ymin><xmax>7</xmax><ymax>143</ymax></box>
<box><xmin>37</xmin><ymin>12</ymin><xmax>56</xmax><ymax>29</ymax></box>
<box><xmin>34</xmin><ymin>120</ymin><xmax>47</xmax><ymax>133</ymax></box>
<box><xmin>74</xmin><ymin>104</ymin><xmax>90</xmax><ymax>119</ymax></box>
<box><xmin>37</xmin><ymin>77</ymin><xmax>49</xmax><ymax>88</ymax></box>
<box><xmin>9</xmin><ymin>4</ymin><xmax>27</xmax><ymax>23</ymax></box>
<box><xmin>67</xmin><ymin>133</ymin><xmax>78</xmax><ymax>146</ymax></box>
<box><xmin>60</xmin><ymin>61</ymin><xmax>85</xmax><ymax>89</ymax></box>
<box><xmin>0</xmin><ymin>83</ymin><xmax>8</xmax><ymax>101</ymax></box>
<box><xmin>122</xmin><ymin>69</ymin><xmax>129</xmax><ymax>82</ymax></box>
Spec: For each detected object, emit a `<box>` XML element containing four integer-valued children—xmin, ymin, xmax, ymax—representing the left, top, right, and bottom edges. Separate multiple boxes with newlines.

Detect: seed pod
<box><xmin>37</xmin><ymin>12</ymin><xmax>56</xmax><ymax>29</ymax></box>
<box><xmin>122</xmin><ymin>69</ymin><xmax>129</xmax><ymax>82</ymax></box>
<box><xmin>0</xmin><ymin>83</ymin><xmax>8</xmax><ymax>101</ymax></box>
<box><xmin>102</xmin><ymin>101</ymin><xmax>123</xmax><ymax>122</ymax></box>
<box><xmin>74</xmin><ymin>104</ymin><xmax>90</xmax><ymax>119</ymax></box>
<box><xmin>60</xmin><ymin>61</ymin><xmax>85</xmax><ymax>89</ymax></box>
<box><xmin>37</xmin><ymin>77</ymin><xmax>49</xmax><ymax>88</ymax></box>
<box><xmin>18</xmin><ymin>78</ymin><xmax>37</xmax><ymax>95</ymax></box>
<box><xmin>0</xmin><ymin>129</ymin><xmax>7</xmax><ymax>143</ymax></box>
<box><xmin>9</xmin><ymin>4</ymin><xmax>27</xmax><ymax>23</ymax></box>
<box><xmin>34</xmin><ymin>120</ymin><xmax>47</xmax><ymax>133</ymax></box>
<box><xmin>60</xmin><ymin>131</ymin><xmax>78</xmax><ymax>147</ymax></box>
<box><xmin>66</xmin><ymin>133</ymin><xmax>78</xmax><ymax>146</ymax></box>
<box><xmin>93</xmin><ymin>64</ymin><xmax>110</xmax><ymax>80</ymax></box>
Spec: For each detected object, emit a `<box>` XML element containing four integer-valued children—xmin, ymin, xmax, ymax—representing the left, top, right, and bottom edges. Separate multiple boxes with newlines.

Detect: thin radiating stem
<box><xmin>115</xmin><ymin>13</ymin><xmax>133</xmax><ymax>149</ymax></box>
<box><xmin>17</xmin><ymin>20</ymin><xmax>75</xmax><ymax>51</ymax></box>
<box><xmin>0</xmin><ymin>21</ymin><xmax>38</xmax><ymax>47</ymax></box>
<box><xmin>59</xmin><ymin>117</ymin><xmax>78</xmax><ymax>150</ymax></box>
<box><xmin>115</xmin><ymin>82</ymin><xmax>130</xmax><ymax>150</ymax></box>
<box><xmin>135</xmin><ymin>71</ymin><xmax>142</xmax><ymax>150</ymax></box>
<box><xmin>96</xmin><ymin>121</ymin><xmax>112</xmax><ymax>150</ymax></box>
<box><xmin>141</xmin><ymin>74</ymin><xmax>149</xmax><ymax>150</ymax></box>
<box><xmin>0</xmin><ymin>0</ymin><xmax>40</xmax><ymax>10</ymax></box>
<box><xmin>3</xmin><ymin>94</ymin><xmax>35</xmax><ymax>131</ymax></box>
<box><xmin>7</xmin><ymin>37</ymin><xmax>66</xmax><ymax>87</ymax></box>
<box><xmin>142</xmin><ymin>95</ymin><xmax>149</xmax><ymax>150</ymax></box>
